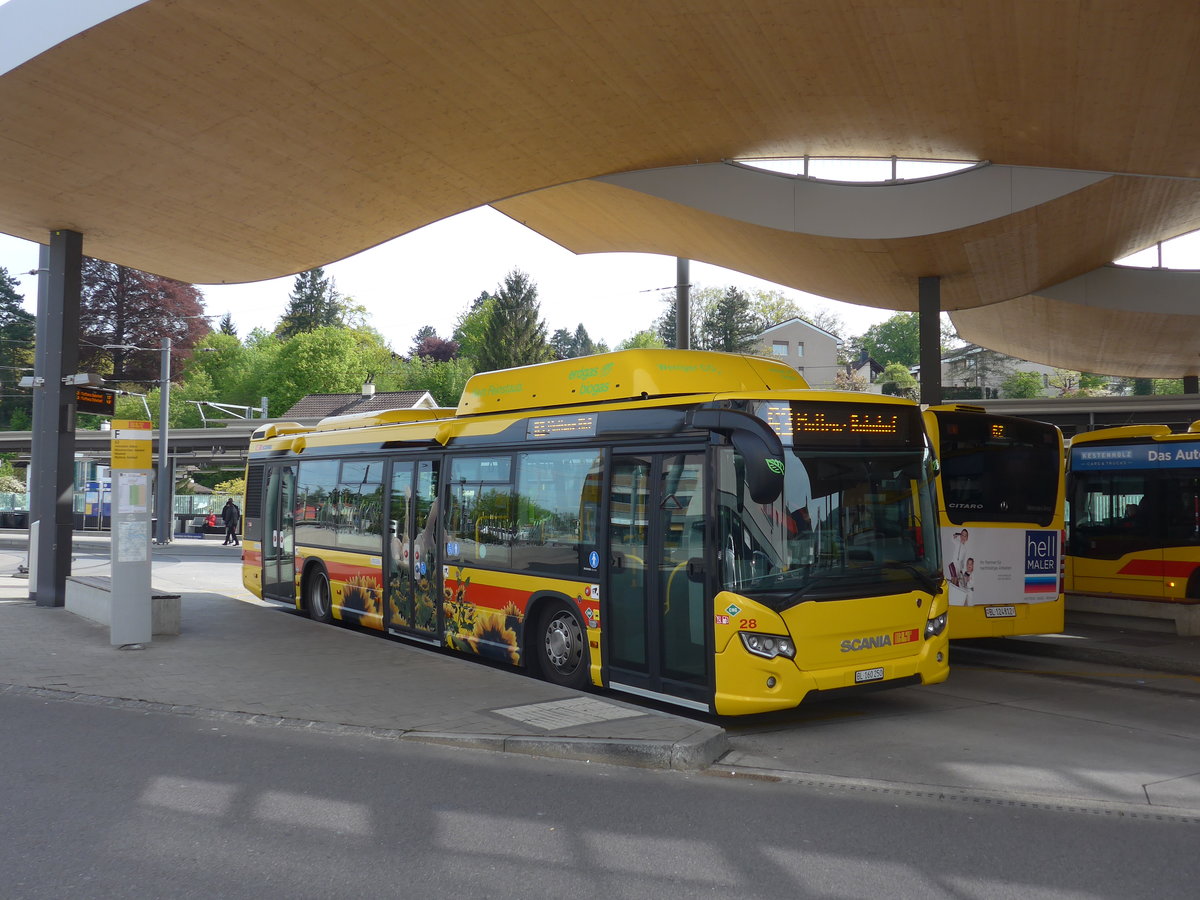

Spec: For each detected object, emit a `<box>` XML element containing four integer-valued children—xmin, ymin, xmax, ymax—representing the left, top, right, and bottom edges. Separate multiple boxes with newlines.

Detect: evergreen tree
<box><xmin>276</xmin><ymin>268</ymin><xmax>344</xmax><ymax>339</ymax></box>
<box><xmin>0</xmin><ymin>267</ymin><xmax>36</xmax><ymax>429</ymax></box>
<box><xmin>572</xmin><ymin>324</ymin><xmax>599</xmax><ymax>357</ymax></box>
<box><xmin>700</xmin><ymin>287</ymin><xmax>761</xmax><ymax>352</ymax></box>
<box><xmin>550</xmin><ymin>328</ymin><xmax>574</xmax><ymax>359</ymax></box>
<box><xmin>218</xmin><ymin>312</ymin><xmax>237</xmax><ymax>336</ymax></box>
<box><xmin>476</xmin><ymin>270</ymin><xmax>550</xmax><ymax>372</ymax></box>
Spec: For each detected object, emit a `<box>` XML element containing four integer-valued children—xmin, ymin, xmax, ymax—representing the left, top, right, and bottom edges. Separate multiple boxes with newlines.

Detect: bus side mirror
<box><xmin>687</xmin><ymin>409</ymin><xmax>784</xmax><ymax>505</ymax></box>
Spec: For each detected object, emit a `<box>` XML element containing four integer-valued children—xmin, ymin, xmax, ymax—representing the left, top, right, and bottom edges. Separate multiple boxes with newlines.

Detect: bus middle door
<box><xmin>606</xmin><ymin>449</ymin><xmax>710</xmax><ymax>711</ymax></box>
<box><xmin>385</xmin><ymin>458</ymin><xmax>443</xmax><ymax>642</ymax></box>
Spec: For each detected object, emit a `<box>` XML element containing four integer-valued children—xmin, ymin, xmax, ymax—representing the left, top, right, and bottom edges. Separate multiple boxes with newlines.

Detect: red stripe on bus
<box><xmin>1116</xmin><ymin>559</ymin><xmax>1199</xmax><ymax>578</ymax></box>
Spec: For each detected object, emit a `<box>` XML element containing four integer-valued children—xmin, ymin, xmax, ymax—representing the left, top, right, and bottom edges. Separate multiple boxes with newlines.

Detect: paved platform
<box><xmin>0</xmin><ymin>533</ymin><xmax>724</xmax><ymax>770</ymax></box>
<box><xmin>3</xmin><ymin>531</ymin><xmax>1199</xmax><ymax>777</ymax></box>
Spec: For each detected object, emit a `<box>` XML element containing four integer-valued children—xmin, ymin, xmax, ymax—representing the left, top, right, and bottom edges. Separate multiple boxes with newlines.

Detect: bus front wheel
<box><xmin>537</xmin><ymin>603</ymin><xmax>588</xmax><ymax>690</ymax></box>
<box><xmin>306</xmin><ymin>566</ymin><xmax>333</xmax><ymax>624</ymax></box>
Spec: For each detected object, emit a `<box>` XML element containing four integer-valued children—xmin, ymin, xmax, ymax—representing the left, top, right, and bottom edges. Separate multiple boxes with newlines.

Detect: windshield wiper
<box><xmin>781</xmin><ymin>571</ymin><xmax>860</xmax><ymax>605</ymax></box>
<box><xmin>879</xmin><ymin>561</ymin><xmax>942</xmax><ymax>595</ymax></box>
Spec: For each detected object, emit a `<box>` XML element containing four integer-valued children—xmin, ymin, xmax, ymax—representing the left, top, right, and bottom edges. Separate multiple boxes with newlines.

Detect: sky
<box><xmin>0</xmin><ymin>206</ymin><xmax>897</xmax><ymax>352</ymax></box>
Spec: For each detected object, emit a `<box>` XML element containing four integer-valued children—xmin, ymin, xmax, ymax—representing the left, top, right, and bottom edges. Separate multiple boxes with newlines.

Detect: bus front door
<box><xmin>262</xmin><ymin>464</ymin><xmax>297</xmax><ymax>602</ymax></box>
<box><xmin>385</xmin><ymin>458</ymin><xmax>442</xmax><ymax>642</ymax></box>
<box><xmin>607</xmin><ymin>450</ymin><xmax>710</xmax><ymax>711</ymax></box>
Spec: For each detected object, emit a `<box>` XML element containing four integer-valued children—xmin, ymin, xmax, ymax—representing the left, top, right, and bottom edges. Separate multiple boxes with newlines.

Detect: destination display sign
<box><xmin>526</xmin><ymin>413</ymin><xmax>598</xmax><ymax>440</ymax></box>
<box><xmin>760</xmin><ymin>402</ymin><xmax>922</xmax><ymax>448</ymax></box>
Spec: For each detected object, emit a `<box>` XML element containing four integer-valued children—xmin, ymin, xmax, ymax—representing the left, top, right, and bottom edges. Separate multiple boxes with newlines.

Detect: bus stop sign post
<box><xmin>110</xmin><ymin>419</ymin><xmax>153</xmax><ymax>647</ymax></box>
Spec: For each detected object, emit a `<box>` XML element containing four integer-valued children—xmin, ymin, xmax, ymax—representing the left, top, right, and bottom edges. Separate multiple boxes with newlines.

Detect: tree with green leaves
<box><xmin>1000</xmin><ymin>370</ymin><xmax>1045</xmax><ymax>398</ymax></box>
<box><xmin>452</xmin><ymin>294</ymin><xmax>496</xmax><ymax>363</ymax></box>
<box><xmin>853</xmin><ymin>313</ymin><xmax>922</xmax><ymax>369</ymax></box>
<box><xmin>549</xmin><ymin>327</ymin><xmax>574</xmax><ymax>359</ymax></box>
<box><xmin>549</xmin><ymin>323</ymin><xmax>602</xmax><ymax>359</ymax></box>
<box><xmin>218</xmin><ymin>312</ymin><xmax>237</xmax><ymax>336</ymax></box>
<box><xmin>750</xmin><ymin>290</ymin><xmax>799</xmax><ymax>329</ymax></box>
<box><xmin>182</xmin><ymin>332</ymin><xmax>246</xmax><ymax>393</ymax></box>
<box><xmin>0</xmin><ymin>267</ymin><xmax>36</xmax><ymax>429</ymax></box>
<box><xmin>265</xmin><ymin>325</ymin><xmax>394</xmax><ymax>414</ymax></box>
<box><xmin>476</xmin><ymin>270</ymin><xmax>550</xmax><ymax>372</ymax></box>
<box><xmin>879</xmin><ymin>362</ymin><xmax>919</xmax><ymax>399</ymax></box>
<box><xmin>276</xmin><ymin>268</ymin><xmax>345</xmax><ymax>339</ymax></box>
<box><xmin>572</xmin><ymin>324</ymin><xmax>599</xmax><ymax>357</ymax></box>
<box><xmin>1047</xmin><ymin>369</ymin><xmax>1109</xmax><ymax>397</ymax></box>
<box><xmin>700</xmin><ymin>286</ymin><xmax>762</xmax><ymax>352</ymax></box>
<box><xmin>617</xmin><ymin>329</ymin><xmax>666</xmax><ymax>350</ymax></box>
<box><xmin>384</xmin><ymin>355</ymin><xmax>475</xmax><ymax>407</ymax></box>
<box><xmin>112</xmin><ymin>369</ymin><xmax>217</xmax><ymax>429</ymax></box>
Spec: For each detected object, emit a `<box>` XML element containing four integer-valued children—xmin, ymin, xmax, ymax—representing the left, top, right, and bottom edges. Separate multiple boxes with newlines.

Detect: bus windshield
<box><xmin>933</xmin><ymin>410</ymin><xmax>1060</xmax><ymax>526</ymax></box>
<box><xmin>716</xmin><ymin>402</ymin><xmax>942</xmax><ymax>608</ymax></box>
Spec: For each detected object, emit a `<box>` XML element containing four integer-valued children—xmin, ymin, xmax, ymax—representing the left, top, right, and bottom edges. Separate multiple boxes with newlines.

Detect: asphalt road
<box><xmin>3</xmin><ymin>689</ymin><xmax>1197</xmax><ymax>900</ymax></box>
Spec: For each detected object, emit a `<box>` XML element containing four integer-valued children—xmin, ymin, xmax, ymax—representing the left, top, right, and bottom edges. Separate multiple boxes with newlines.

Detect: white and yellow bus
<box><xmin>924</xmin><ymin>405</ymin><xmax>1065</xmax><ymax>639</ymax></box>
<box><xmin>243</xmin><ymin>349</ymin><xmax>949</xmax><ymax>716</ymax></box>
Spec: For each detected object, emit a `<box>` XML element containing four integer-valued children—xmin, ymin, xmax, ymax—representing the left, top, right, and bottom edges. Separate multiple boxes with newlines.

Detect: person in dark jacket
<box><xmin>221</xmin><ymin>499</ymin><xmax>241</xmax><ymax>546</ymax></box>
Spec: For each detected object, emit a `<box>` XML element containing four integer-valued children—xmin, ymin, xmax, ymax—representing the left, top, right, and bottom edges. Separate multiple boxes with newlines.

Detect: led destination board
<box><xmin>760</xmin><ymin>402</ymin><xmax>922</xmax><ymax>448</ymax></box>
<box><xmin>76</xmin><ymin>387</ymin><xmax>115</xmax><ymax>416</ymax></box>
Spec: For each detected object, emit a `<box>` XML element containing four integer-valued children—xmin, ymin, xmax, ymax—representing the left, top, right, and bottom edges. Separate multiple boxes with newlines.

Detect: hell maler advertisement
<box><xmin>941</xmin><ymin>526</ymin><xmax>1059</xmax><ymax>607</ymax></box>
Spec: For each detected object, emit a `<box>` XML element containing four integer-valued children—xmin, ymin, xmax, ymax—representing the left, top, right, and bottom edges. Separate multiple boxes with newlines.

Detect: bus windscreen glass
<box><xmin>933</xmin><ymin>411</ymin><xmax>1059</xmax><ymax>526</ymax></box>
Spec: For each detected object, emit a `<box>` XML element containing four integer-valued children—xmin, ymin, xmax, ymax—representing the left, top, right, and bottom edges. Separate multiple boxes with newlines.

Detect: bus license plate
<box><xmin>984</xmin><ymin>606</ymin><xmax>1017</xmax><ymax>618</ymax></box>
<box><xmin>854</xmin><ymin>667</ymin><xmax>885</xmax><ymax>683</ymax></box>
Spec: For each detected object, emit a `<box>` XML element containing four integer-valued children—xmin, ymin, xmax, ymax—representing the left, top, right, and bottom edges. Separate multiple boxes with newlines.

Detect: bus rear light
<box><xmin>739</xmin><ymin>632</ymin><xmax>796</xmax><ymax>660</ymax></box>
<box><xmin>924</xmin><ymin>612</ymin><xmax>947</xmax><ymax>639</ymax></box>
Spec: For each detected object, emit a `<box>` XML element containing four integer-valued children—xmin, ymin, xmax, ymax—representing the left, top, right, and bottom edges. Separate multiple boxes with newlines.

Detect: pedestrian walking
<box><xmin>221</xmin><ymin>498</ymin><xmax>241</xmax><ymax>546</ymax></box>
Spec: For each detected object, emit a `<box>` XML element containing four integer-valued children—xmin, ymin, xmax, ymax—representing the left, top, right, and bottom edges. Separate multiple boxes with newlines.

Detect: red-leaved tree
<box><xmin>79</xmin><ymin>259</ymin><xmax>211</xmax><ymax>384</ymax></box>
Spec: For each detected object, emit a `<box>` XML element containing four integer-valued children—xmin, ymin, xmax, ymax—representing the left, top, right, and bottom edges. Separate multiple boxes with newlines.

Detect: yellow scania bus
<box><xmin>923</xmin><ymin>405</ymin><xmax>1065</xmax><ymax>639</ymax></box>
<box><xmin>243</xmin><ymin>349</ymin><xmax>948</xmax><ymax>716</ymax></box>
<box><xmin>1067</xmin><ymin>422</ymin><xmax>1200</xmax><ymax>601</ymax></box>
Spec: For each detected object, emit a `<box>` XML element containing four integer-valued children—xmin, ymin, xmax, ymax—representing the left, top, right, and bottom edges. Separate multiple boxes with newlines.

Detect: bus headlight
<box><xmin>739</xmin><ymin>632</ymin><xmax>796</xmax><ymax>660</ymax></box>
<box><xmin>924</xmin><ymin>612</ymin><xmax>947</xmax><ymax>639</ymax></box>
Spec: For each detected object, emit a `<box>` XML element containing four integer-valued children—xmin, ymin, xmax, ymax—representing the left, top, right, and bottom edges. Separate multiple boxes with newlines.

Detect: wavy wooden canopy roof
<box><xmin>1</xmin><ymin>0</ymin><xmax>1199</xmax><ymax>375</ymax></box>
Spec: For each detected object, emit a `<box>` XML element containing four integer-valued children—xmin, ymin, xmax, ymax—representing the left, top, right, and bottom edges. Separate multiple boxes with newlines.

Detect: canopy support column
<box><xmin>29</xmin><ymin>229</ymin><xmax>82</xmax><ymax>607</ymax></box>
<box><xmin>919</xmin><ymin>276</ymin><xmax>942</xmax><ymax>406</ymax></box>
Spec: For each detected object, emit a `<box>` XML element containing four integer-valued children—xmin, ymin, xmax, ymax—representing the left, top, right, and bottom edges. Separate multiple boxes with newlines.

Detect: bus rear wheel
<box><xmin>537</xmin><ymin>603</ymin><xmax>588</xmax><ymax>689</ymax></box>
<box><xmin>306</xmin><ymin>566</ymin><xmax>333</xmax><ymax>624</ymax></box>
